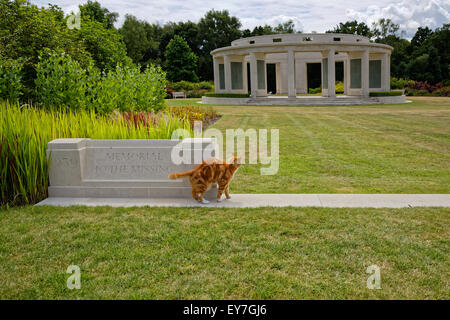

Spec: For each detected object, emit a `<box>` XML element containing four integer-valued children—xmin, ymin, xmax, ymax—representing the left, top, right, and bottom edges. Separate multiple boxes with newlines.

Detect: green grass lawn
<box><xmin>1</xmin><ymin>97</ymin><xmax>449</xmax><ymax>299</ymax></box>
<box><xmin>167</xmin><ymin>97</ymin><xmax>450</xmax><ymax>194</ymax></box>
<box><xmin>1</xmin><ymin>205</ymin><xmax>448</xmax><ymax>299</ymax></box>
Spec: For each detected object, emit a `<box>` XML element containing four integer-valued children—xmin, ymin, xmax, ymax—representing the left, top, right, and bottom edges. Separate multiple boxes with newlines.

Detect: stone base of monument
<box><xmin>46</xmin><ymin>138</ymin><xmax>219</xmax><ymax>199</ymax></box>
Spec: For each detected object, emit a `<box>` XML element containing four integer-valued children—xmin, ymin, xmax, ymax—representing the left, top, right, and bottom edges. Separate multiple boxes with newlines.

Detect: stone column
<box><xmin>249</xmin><ymin>52</ymin><xmax>258</xmax><ymax>98</ymax></box>
<box><xmin>361</xmin><ymin>49</ymin><xmax>369</xmax><ymax>97</ymax></box>
<box><xmin>287</xmin><ymin>49</ymin><xmax>296</xmax><ymax>98</ymax></box>
<box><xmin>276</xmin><ymin>63</ymin><xmax>281</xmax><ymax>94</ymax></box>
<box><xmin>383</xmin><ymin>53</ymin><xmax>391</xmax><ymax>91</ymax></box>
<box><xmin>327</xmin><ymin>49</ymin><xmax>336</xmax><ymax>97</ymax></box>
<box><xmin>213</xmin><ymin>56</ymin><xmax>220</xmax><ymax>93</ymax></box>
<box><xmin>343</xmin><ymin>58</ymin><xmax>349</xmax><ymax>95</ymax></box>
<box><xmin>242</xmin><ymin>55</ymin><xmax>248</xmax><ymax>93</ymax></box>
<box><xmin>224</xmin><ymin>55</ymin><xmax>232</xmax><ymax>92</ymax></box>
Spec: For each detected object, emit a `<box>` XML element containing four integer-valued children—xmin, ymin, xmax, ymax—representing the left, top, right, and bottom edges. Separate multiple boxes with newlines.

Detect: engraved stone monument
<box><xmin>47</xmin><ymin>138</ymin><xmax>218</xmax><ymax>198</ymax></box>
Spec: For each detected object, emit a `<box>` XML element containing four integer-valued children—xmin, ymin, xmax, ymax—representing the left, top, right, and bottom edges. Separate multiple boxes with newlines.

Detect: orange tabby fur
<box><xmin>168</xmin><ymin>156</ymin><xmax>241</xmax><ymax>203</ymax></box>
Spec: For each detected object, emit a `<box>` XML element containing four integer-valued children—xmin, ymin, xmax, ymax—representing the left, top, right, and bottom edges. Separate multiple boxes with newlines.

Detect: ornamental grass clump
<box><xmin>166</xmin><ymin>106</ymin><xmax>220</xmax><ymax>127</ymax></box>
<box><xmin>0</xmin><ymin>100</ymin><xmax>193</xmax><ymax>207</ymax></box>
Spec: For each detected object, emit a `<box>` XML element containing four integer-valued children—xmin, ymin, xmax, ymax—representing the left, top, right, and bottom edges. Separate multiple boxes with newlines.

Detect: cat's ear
<box><xmin>228</xmin><ymin>155</ymin><xmax>241</xmax><ymax>165</ymax></box>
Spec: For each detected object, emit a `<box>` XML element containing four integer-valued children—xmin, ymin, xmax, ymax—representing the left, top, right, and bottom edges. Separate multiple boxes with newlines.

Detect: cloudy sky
<box><xmin>32</xmin><ymin>0</ymin><xmax>449</xmax><ymax>37</ymax></box>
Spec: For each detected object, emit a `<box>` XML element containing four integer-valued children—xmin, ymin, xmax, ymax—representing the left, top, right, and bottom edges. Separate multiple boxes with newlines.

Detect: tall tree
<box><xmin>142</xmin><ymin>22</ymin><xmax>164</xmax><ymax>65</ymax></box>
<box><xmin>0</xmin><ymin>0</ymin><xmax>93</xmax><ymax>98</ymax></box>
<box><xmin>372</xmin><ymin>18</ymin><xmax>400</xmax><ymax>40</ymax></box>
<box><xmin>274</xmin><ymin>20</ymin><xmax>297</xmax><ymax>34</ymax></box>
<box><xmin>197</xmin><ymin>9</ymin><xmax>242</xmax><ymax>80</ymax></box>
<box><xmin>164</xmin><ymin>35</ymin><xmax>198</xmax><ymax>82</ymax></box>
<box><xmin>427</xmin><ymin>46</ymin><xmax>443</xmax><ymax>84</ymax></box>
<box><xmin>120</xmin><ymin>15</ymin><xmax>150</xmax><ymax>65</ymax></box>
<box><xmin>326</xmin><ymin>20</ymin><xmax>373</xmax><ymax>38</ymax></box>
<box><xmin>78</xmin><ymin>16</ymin><xmax>132</xmax><ymax>71</ymax></box>
<box><xmin>411</xmin><ymin>26</ymin><xmax>433</xmax><ymax>49</ymax></box>
<box><xmin>425</xmin><ymin>24</ymin><xmax>449</xmax><ymax>82</ymax></box>
<box><xmin>79</xmin><ymin>0</ymin><xmax>118</xmax><ymax>29</ymax></box>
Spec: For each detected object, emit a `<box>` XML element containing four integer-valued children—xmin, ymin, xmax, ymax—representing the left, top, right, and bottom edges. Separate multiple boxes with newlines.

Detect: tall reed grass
<box><xmin>0</xmin><ymin>100</ymin><xmax>193</xmax><ymax>207</ymax></box>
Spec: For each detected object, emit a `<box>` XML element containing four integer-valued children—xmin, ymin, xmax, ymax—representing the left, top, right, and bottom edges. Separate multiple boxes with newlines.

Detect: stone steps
<box><xmin>246</xmin><ymin>97</ymin><xmax>381</xmax><ymax>106</ymax></box>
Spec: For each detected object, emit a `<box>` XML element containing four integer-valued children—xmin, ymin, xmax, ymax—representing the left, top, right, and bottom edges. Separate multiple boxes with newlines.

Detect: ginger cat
<box><xmin>169</xmin><ymin>156</ymin><xmax>241</xmax><ymax>203</ymax></box>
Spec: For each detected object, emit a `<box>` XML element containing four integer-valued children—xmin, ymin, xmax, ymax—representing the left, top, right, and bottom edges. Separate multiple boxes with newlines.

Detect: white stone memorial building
<box><xmin>203</xmin><ymin>33</ymin><xmax>404</xmax><ymax>105</ymax></box>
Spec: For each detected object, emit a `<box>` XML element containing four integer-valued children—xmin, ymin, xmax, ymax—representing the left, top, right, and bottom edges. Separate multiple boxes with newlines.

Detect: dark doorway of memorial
<box><xmin>266</xmin><ymin>63</ymin><xmax>277</xmax><ymax>94</ymax></box>
<box><xmin>307</xmin><ymin>63</ymin><xmax>321</xmax><ymax>93</ymax></box>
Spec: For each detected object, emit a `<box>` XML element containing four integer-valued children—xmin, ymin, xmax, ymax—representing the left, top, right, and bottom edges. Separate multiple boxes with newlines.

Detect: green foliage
<box><xmin>326</xmin><ymin>20</ymin><xmax>373</xmax><ymax>37</ymax></box>
<box><xmin>273</xmin><ymin>20</ymin><xmax>298</xmax><ymax>34</ymax></box>
<box><xmin>164</xmin><ymin>35</ymin><xmax>198</xmax><ymax>82</ymax></box>
<box><xmin>411</xmin><ymin>27</ymin><xmax>433</xmax><ymax>49</ymax></box>
<box><xmin>0</xmin><ymin>0</ymin><xmax>94</xmax><ymax>99</ymax></box>
<box><xmin>327</xmin><ymin>19</ymin><xmax>448</xmax><ymax>84</ymax></box>
<box><xmin>79</xmin><ymin>0</ymin><xmax>118</xmax><ymax>29</ymax></box>
<box><xmin>35</xmin><ymin>50</ymin><xmax>88</xmax><ymax>111</ymax></box>
<box><xmin>168</xmin><ymin>80</ymin><xmax>213</xmax><ymax>91</ymax></box>
<box><xmin>335</xmin><ymin>81</ymin><xmax>344</xmax><ymax>94</ymax></box>
<box><xmin>241</xmin><ymin>20</ymin><xmax>301</xmax><ymax>38</ymax></box>
<box><xmin>433</xmin><ymin>86</ymin><xmax>450</xmax><ymax>97</ymax></box>
<box><xmin>308</xmin><ymin>87</ymin><xmax>321</xmax><ymax>94</ymax></box>
<box><xmin>120</xmin><ymin>14</ymin><xmax>153</xmax><ymax>66</ymax></box>
<box><xmin>369</xmin><ymin>91</ymin><xmax>403</xmax><ymax>97</ymax></box>
<box><xmin>0</xmin><ymin>100</ymin><xmax>193</xmax><ymax>207</ymax></box>
<box><xmin>390</xmin><ymin>77</ymin><xmax>414</xmax><ymax>89</ymax></box>
<box><xmin>372</xmin><ymin>18</ymin><xmax>400</xmax><ymax>39</ymax></box>
<box><xmin>407</xmin><ymin>46</ymin><xmax>443</xmax><ymax>84</ymax></box>
<box><xmin>158</xmin><ymin>21</ymin><xmax>201</xmax><ymax>63</ymax></box>
<box><xmin>78</xmin><ymin>17</ymin><xmax>132</xmax><ymax>72</ymax></box>
<box><xmin>0</xmin><ymin>0</ymin><xmax>133</xmax><ymax>100</ymax></box>
<box><xmin>404</xmin><ymin>85</ymin><xmax>450</xmax><ymax>97</ymax></box>
<box><xmin>94</xmin><ymin>64</ymin><xmax>166</xmax><ymax>114</ymax></box>
<box><xmin>35</xmin><ymin>50</ymin><xmax>166</xmax><ymax>113</ymax></box>
<box><xmin>0</xmin><ymin>59</ymin><xmax>23</xmax><ymax>102</ymax></box>
<box><xmin>197</xmin><ymin>10</ymin><xmax>242</xmax><ymax>80</ymax></box>
<box><xmin>204</xmin><ymin>92</ymin><xmax>250</xmax><ymax>98</ymax></box>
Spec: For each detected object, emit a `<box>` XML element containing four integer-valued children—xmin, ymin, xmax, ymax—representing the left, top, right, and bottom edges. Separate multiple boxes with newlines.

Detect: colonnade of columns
<box><xmin>213</xmin><ymin>49</ymin><xmax>391</xmax><ymax>98</ymax></box>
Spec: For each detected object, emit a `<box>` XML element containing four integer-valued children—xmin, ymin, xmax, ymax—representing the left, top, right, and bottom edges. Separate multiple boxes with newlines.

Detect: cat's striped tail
<box><xmin>168</xmin><ymin>164</ymin><xmax>201</xmax><ymax>179</ymax></box>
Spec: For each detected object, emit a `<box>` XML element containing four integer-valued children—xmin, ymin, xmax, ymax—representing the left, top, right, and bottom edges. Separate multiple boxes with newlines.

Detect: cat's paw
<box><xmin>217</xmin><ymin>198</ymin><xmax>223</xmax><ymax>202</ymax></box>
<box><xmin>201</xmin><ymin>199</ymin><xmax>210</xmax><ymax>204</ymax></box>
<box><xmin>226</xmin><ymin>195</ymin><xmax>231</xmax><ymax>199</ymax></box>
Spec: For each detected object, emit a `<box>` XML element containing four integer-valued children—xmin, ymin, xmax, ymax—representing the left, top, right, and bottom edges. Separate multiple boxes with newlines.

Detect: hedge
<box><xmin>204</xmin><ymin>93</ymin><xmax>250</xmax><ymax>98</ymax></box>
<box><xmin>369</xmin><ymin>91</ymin><xmax>403</xmax><ymax>97</ymax></box>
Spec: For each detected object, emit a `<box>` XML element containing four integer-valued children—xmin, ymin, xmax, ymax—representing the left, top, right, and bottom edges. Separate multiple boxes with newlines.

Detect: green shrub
<box><xmin>0</xmin><ymin>59</ymin><xmax>23</xmax><ymax>102</ymax></box>
<box><xmin>168</xmin><ymin>80</ymin><xmax>213</xmax><ymax>92</ymax></box>
<box><xmin>164</xmin><ymin>35</ymin><xmax>198</xmax><ymax>82</ymax></box>
<box><xmin>35</xmin><ymin>50</ymin><xmax>88</xmax><ymax>111</ymax></box>
<box><xmin>196</xmin><ymin>81</ymin><xmax>213</xmax><ymax>90</ymax></box>
<box><xmin>186</xmin><ymin>90</ymin><xmax>209</xmax><ymax>98</ymax></box>
<box><xmin>308</xmin><ymin>87</ymin><xmax>321</xmax><ymax>94</ymax></box>
<box><xmin>34</xmin><ymin>50</ymin><xmax>166</xmax><ymax>114</ymax></box>
<box><xmin>204</xmin><ymin>92</ymin><xmax>250</xmax><ymax>98</ymax></box>
<box><xmin>390</xmin><ymin>77</ymin><xmax>414</xmax><ymax>89</ymax></box>
<box><xmin>433</xmin><ymin>86</ymin><xmax>450</xmax><ymax>97</ymax></box>
<box><xmin>169</xmin><ymin>80</ymin><xmax>195</xmax><ymax>91</ymax></box>
<box><xmin>93</xmin><ymin>64</ymin><xmax>166</xmax><ymax>114</ymax></box>
<box><xmin>335</xmin><ymin>81</ymin><xmax>344</xmax><ymax>94</ymax></box>
<box><xmin>369</xmin><ymin>91</ymin><xmax>403</xmax><ymax>97</ymax></box>
<box><xmin>0</xmin><ymin>100</ymin><xmax>193</xmax><ymax>207</ymax></box>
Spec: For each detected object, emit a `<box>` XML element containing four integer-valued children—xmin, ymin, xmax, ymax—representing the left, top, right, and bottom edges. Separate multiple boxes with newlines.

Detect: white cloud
<box><xmin>346</xmin><ymin>0</ymin><xmax>450</xmax><ymax>37</ymax></box>
<box><xmin>241</xmin><ymin>15</ymin><xmax>304</xmax><ymax>32</ymax></box>
<box><xmin>31</xmin><ymin>0</ymin><xmax>449</xmax><ymax>37</ymax></box>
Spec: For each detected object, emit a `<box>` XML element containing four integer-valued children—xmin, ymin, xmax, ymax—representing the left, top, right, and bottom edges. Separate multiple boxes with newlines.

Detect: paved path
<box><xmin>36</xmin><ymin>194</ymin><xmax>450</xmax><ymax>208</ymax></box>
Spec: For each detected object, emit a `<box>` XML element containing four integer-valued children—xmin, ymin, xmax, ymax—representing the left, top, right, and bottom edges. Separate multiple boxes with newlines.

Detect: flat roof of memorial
<box><xmin>211</xmin><ymin>33</ymin><xmax>393</xmax><ymax>56</ymax></box>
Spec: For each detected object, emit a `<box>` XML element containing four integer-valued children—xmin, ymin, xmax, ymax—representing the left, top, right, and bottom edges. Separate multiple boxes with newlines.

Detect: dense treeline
<box><xmin>120</xmin><ymin>10</ymin><xmax>299</xmax><ymax>81</ymax></box>
<box><xmin>1</xmin><ymin>0</ymin><xmax>448</xmax><ymax>98</ymax></box>
<box><xmin>326</xmin><ymin>19</ymin><xmax>449</xmax><ymax>85</ymax></box>
<box><xmin>0</xmin><ymin>0</ymin><xmax>166</xmax><ymax>111</ymax></box>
